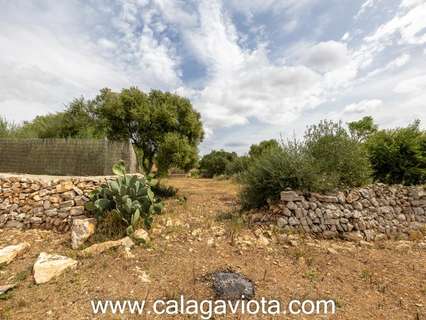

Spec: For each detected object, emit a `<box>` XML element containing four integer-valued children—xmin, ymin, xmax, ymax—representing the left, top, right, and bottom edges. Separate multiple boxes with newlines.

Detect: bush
<box><xmin>87</xmin><ymin>161</ymin><xmax>164</xmax><ymax>235</ymax></box>
<box><xmin>225</xmin><ymin>155</ymin><xmax>251</xmax><ymax>177</ymax></box>
<box><xmin>151</xmin><ymin>183</ymin><xmax>178</xmax><ymax>198</ymax></box>
<box><xmin>240</xmin><ymin>120</ymin><xmax>372</xmax><ymax>208</ymax></box>
<box><xmin>199</xmin><ymin>150</ymin><xmax>238</xmax><ymax>178</ymax></box>
<box><xmin>304</xmin><ymin>120</ymin><xmax>372</xmax><ymax>190</ymax></box>
<box><xmin>240</xmin><ymin>141</ymin><xmax>314</xmax><ymax>208</ymax></box>
<box><xmin>366</xmin><ymin>120</ymin><xmax>426</xmax><ymax>185</ymax></box>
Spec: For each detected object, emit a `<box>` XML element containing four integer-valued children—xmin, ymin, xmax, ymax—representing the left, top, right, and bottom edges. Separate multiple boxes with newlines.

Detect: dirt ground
<box><xmin>0</xmin><ymin>177</ymin><xmax>425</xmax><ymax>319</ymax></box>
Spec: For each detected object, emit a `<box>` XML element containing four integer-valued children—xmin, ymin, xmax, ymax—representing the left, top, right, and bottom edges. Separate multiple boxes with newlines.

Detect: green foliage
<box><xmin>304</xmin><ymin>120</ymin><xmax>372</xmax><ymax>191</ymax></box>
<box><xmin>240</xmin><ymin>120</ymin><xmax>372</xmax><ymax>208</ymax></box>
<box><xmin>348</xmin><ymin>116</ymin><xmax>378</xmax><ymax>142</ymax></box>
<box><xmin>199</xmin><ymin>149</ymin><xmax>238</xmax><ymax>178</ymax></box>
<box><xmin>93</xmin><ymin>88</ymin><xmax>204</xmax><ymax>174</ymax></box>
<box><xmin>0</xmin><ymin>117</ymin><xmax>18</xmax><ymax>137</ymax></box>
<box><xmin>87</xmin><ymin>161</ymin><xmax>164</xmax><ymax>235</ymax></box>
<box><xmin>59</xmin><ymin>98</ymin><xmax>102</xmax><ymax>138</ymax></box>
<box><xmin>225</xmin><ymin>155</ymin><xmax>251</xmax><ymax>177</ymax></box>
<box><xmin>1</xmin><ymin>98</ymin><xmax>100</xmax><ymax>139</ymax></box>
<box><xmin>248</xmin><ymin>139</ymin><xmax>280</xmax><ymax>158</ymax></box>
<box><xmin>240</xmin><ymin>141</ymin><xmax>314</xmax><ymax>208</ymax></box>
<box><xmin>156</xmin><ymin>132</ymin><xmax>198</xmax><ymax>176</ymax></box>
<box><xmin>151</xmin><ymin>183</ymin><xmax>178</xmax><ymax>198</ymax></box>
<box><xmin>366</xmin><ymin>120</ymin><xmax>426</xmax><ymax>185</ymax></box>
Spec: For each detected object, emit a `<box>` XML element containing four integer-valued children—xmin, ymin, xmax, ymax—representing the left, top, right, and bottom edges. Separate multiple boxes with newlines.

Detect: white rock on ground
<box><xmin>0</xmin><ymin>242</ymin><xmax>30</xmax><ymax>266</ymax></box>
<box><xmin>79</xmin><ymin>237</ymin><xmax>134</xmax><ymax>257</ymax></box>
<box><xmin>71</xmin><ymin>218</ymin><xmax>96</xmax><ymax>249</ymax></box>
<box><xmin>0</xmin><ymin>283</ymin><xmax>17</xmax><ymax>295</ymax></box>
<box><xmin>133</xmin><ymin>229</ymin><xmax>150</xmax><ymax>243</ymax></box>
<box><xmin>33</xmin><ymin>252</ymin><xmax>78</xmax><ymax>284</ymax></box>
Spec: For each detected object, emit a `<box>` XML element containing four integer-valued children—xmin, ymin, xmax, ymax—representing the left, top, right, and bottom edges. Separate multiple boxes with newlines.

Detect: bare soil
<box><xmin>0</xmin><ymin>177</ymin><xmax>425</xmax><ymax>319</ymax></box>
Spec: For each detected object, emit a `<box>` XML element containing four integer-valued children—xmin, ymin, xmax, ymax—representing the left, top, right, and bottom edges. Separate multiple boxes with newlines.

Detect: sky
<box><xmin>0</xmin><ymin>0</ymin><xmax>425</xmax><ymax>154</ymax></box>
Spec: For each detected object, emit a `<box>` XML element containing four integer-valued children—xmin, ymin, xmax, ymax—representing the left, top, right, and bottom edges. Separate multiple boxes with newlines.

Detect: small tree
<box><xmin>366</xmin><ymin>120</ymin><xmax>426</xmax><ymax>185</ymax></box>
<box><xmin>199</xmin><ymin>150</ymin><xmax>238</xmax><ymax>178</ymax></box>
<box><xmin>304</xmin><ymin>120</ymin><xmax>372</xmax><ymax>190</ymax></box>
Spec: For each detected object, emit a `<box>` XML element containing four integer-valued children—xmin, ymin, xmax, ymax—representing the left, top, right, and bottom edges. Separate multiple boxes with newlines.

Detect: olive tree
<box><xmin>93</xmin><ymin>87</ymin><xmax>204</xmax><ymax>174</ymax></box>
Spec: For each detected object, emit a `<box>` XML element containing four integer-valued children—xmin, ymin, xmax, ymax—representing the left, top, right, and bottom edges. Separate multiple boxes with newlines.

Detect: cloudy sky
<box><xmin>1</xmin><ymin>0</ymin><xmax>425</xmax><ymax>154</ymax></box>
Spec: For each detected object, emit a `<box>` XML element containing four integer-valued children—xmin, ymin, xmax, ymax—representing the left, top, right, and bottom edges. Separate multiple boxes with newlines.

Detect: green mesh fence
<box><xmin>0</xmin><ymin>139</ymin><xmax>138</xmax><ymax>176</ymax></box>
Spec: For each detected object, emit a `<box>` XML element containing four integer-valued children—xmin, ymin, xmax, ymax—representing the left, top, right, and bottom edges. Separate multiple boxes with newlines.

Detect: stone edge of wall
<box><xmin>0</xmin><ymin>175</ymin><xmax>116</xmax><ymax>232</ymax></box>
<box><xmin>256</xmin><ymin>184</ymin><xmax>426</xmax><ymax>241</ymax></box>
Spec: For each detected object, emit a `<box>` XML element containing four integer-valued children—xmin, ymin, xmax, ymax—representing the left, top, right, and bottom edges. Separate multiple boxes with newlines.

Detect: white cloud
<box><xmin>301</xmin><ymin>41</ymin><xmax>351</xmax><ymax>73</ymax></box>
<box><xmin>0</xmin><ymin>1</ymin><xmax>183</xmax><ymax>122</ymax></box>
<box><xmin>355</xmin><ymin>0</ymin><xmax>379</xmax><ymax>18</ymax></box>
<box><xmin>344</xmin><ymin>99</ymin><xmax>383</xmax><ymax>113</ymax></box>
<box><xmin>0</xmin><ymin>0</ymin><xmax>425</xmax><ymax>153</ymax></box>
<box><xmin>365</xmin><ymin>2</ymin><xmax>426</xmax><ymax>46</ymax></box>
<box><xmin>366</xmin><ymin>53</ymin><xmax>411</xmax><ymax>78</ymax></box>
<box><xmin>393</xmin><ymin>74</ymin><xmax>426</xmax><ymax>94</ymax></box>
<box><xmin>341</xmin><ymin>32</ymin><xmax>350</xmax><ymax>41</ymax></box>
<box><xmin>174</xmin><ymin>0</ymin><xmax>328</xmax><ymax>131</ymax></box>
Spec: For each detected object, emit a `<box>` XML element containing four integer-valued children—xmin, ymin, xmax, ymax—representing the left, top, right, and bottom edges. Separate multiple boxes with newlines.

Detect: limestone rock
<box><xmin>56</xmin><ymin>181</ymin><xmax>74</xmax><ymax>193</ymax></box>
<box><xmin>0</xmin><ymin>283</ymin><xmax>17</xmax><ymax>296</ymax></box>
<box><xmin>0</xmin><ymin>242</ymin><xmax>30</xmax><ymax>266</ymax></box>
<box><xmin>33</xmin><ymin>252</ymin><xmax>77</xmax><ymax>284</ymax></box>
<box><xmin>133</xmin><ymin>228</ymin><xmax>151</xmax><ymax>244</ymax></box>
<box><xmin>277</xmin><ymin>217</ymin><xmax>288</xmax><ymax>228</ymax></box>
<box><xmin>79</xmin><ymin>237</ymin><xmax>134</xmax><ymax>257</ymax></box>
<box><xmin>71</xmin><ymin>218</ymin><xmax>96</xmax><ymax>249</ymax></box>
<box><xmin>395</xmin><ymin>242</ymin><xmax>411</xmax><ymax>252</ymax></box>
<box><xmin>327</xmin><ymin>247</ymin><xmax>338</xmax><ymax>254</ymax></box>
<box><xmin>256</xmin><ymin>235</ymin><xmax>270</xmax><ymax>246</ymax></box>
<box><xmin>281</xmin><ymin>191</ymin><xmax>303</xmax><ymax>202</ymax></box>
<box><xmin>344</xmin><ymin>232</ymin><xmax>364</xmax><ymax>242</ymax></box>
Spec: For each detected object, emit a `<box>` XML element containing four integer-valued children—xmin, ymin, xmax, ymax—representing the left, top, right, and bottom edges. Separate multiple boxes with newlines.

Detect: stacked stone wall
<box><xmin>268</xmin><ymin>184</ymin><xmax>426</xmax><ymax>241</ymax></box>
<box><xmin>0</xmin><ymin>176</ymin><xmax>108</xmax><ymax>232</ymax></box>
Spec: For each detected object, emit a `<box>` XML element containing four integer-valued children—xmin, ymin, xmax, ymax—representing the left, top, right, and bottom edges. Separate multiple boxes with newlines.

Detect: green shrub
<box><xmin>240</xmin><ymin>120</ymin><xmax>372</xmax><ymax>208</ymax></box>
<box><xmin>151</xmin><ymin>183</ymin><xmax>178</xmax><ymax>198</ymax></box>
<box><xmin>304</xmin><ymin>120</ymin><xmax>372</xmax><ymax>190</ymax></box>
<box><xmin>225</xmin><ymin>155</ymin><xmax>251</xmax><ymax>177</ymax></box>
<box><xmin>87</xmin><ymin>161</ymin><xmax>164</xmax><ymax>235</ymax></box>
<box><xmin>240</xmin><ymin>141</ymin><xmax>314</xmax><ymax>208</ymax></box>
<box><xmin>366</xmin><ymin>120</ymin><xmax>426</xmax><ymax>185</ymax></box>
<box><xmin>199</xmin><ymin>150</ymin><xmax>238</xmax><ymax>178</ymax></box>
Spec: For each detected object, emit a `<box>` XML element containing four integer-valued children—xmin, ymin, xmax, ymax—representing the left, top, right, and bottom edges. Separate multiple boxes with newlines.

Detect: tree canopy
<box><xmin>248</xmin><ymin>139</ymin><xmax>280</xmax><ymax>158</ymax></box>
<box><xmin>92</xmin><ymin>88</ymin><xmax>204</xmax><ymax>174</ymax></box>
<box><xmin>199</xmin><ymin>149</ymin><xmax>238</xmax><ymax>178</ymax></box>
<box><xmin>348</xmin><ymin>116</ymin><xmax>378</xmax><ymax>142</ymax></box>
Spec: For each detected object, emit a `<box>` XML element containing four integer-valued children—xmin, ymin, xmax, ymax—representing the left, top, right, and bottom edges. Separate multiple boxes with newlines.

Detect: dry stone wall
<box><xmin>0</xmin><ymin>176</ymin><xmax>108</xmax><ymax>232</ymax></box>
<box><xmin>268</xmin><ymin>184</ymin><xmax>426</xmax><ymax>241</ymax></box>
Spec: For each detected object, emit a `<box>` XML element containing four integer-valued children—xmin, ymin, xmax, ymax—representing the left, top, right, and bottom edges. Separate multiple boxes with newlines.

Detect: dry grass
<box><xmin>0</xmin><ymin>177</ymin><xmax>425</xmax><ymax>319</ymax></box>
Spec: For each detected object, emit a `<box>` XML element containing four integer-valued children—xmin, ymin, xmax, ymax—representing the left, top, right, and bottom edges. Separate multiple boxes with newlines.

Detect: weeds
<box><xmin>360</xmin><ymin>270</ymin><xmax>372</xmax><ymax>282</ymax></box>
<box><xmin>305</xmin><ymin>270</ymin><xmax>318</xmax><ymax>282</ymax></box>
<box><xmin>223</xmin><ymin>214</ymin><xmax>246</xmax><ymax>245</ymax></box>
<box><xmin>14</xmin><ymin>268</ymin><xmax>31</xmax><ymax>283</ymax></box>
